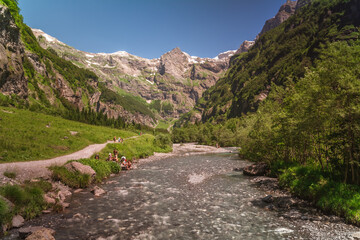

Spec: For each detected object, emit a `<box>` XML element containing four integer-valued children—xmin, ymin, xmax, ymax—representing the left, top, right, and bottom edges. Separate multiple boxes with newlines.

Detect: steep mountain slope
<box><xmin>258</xmin><ymin>0</ymin><xmax>297</xmax><ymax>37</ymax></box>
<box><xmin>180</xmin><ymin>0</ymin><xmax>360</xmax><ymax>125</ymax></box>
<box><xmin>31</xmin><ymin>29</ymin><xmax>235</xmax><ymax>119</ymax></box>
<box><xmin>0</xmin><ymin>0</ymin><xmax>153</xmax><ymax>127</ymax></box>
<box><xmin>0</xmin><ymin>4</ymin><xmax>26</xmax><ymax>98</ymax></box>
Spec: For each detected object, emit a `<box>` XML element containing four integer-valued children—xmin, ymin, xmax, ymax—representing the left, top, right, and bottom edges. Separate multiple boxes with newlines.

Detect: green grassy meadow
<box><xmin>0</xmin><ymin>107</ymin><xmax>136</xmax><ymax>163</ymax></box>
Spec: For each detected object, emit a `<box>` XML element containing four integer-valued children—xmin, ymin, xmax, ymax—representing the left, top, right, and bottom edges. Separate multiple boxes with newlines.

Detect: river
<box><xmin>8</xmin><ymin>152</ymin><xmax>360</xmax><ymax>239</ymax></box>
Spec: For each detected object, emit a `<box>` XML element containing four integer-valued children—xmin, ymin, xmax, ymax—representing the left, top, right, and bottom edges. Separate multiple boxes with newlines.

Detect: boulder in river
<box><xmin>91</xmin><ymin>186</ymin><xmax>106</xmax><ymax>196</ymax></box>
<box><xmin>19</xmin><ymin>226</ymin><xmax>54</xmax><ymax>239</ymax></box>
<box><xmin>65</xmin><ymin>162</ymin><xmax>96</xmax><ymax>177</ymax></box>
<box><xmin>243</xmin><ymin>162</ymin><xmax>269</xmax><ymax>176</ymax></box>
<box><xmin>25</xmin><ymin>227</ymin><xmax>55</xmax><ymax>240</ymax></box>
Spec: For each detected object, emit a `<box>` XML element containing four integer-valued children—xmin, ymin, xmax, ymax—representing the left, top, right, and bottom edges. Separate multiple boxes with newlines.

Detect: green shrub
<box><xmin>0</xmin><ymin>185</ymin><xmax>27</xmax><ymax>205</ymax></box>
<box><xmin>50</xmin><ymin>166</ymin><xmax>91</xmax><ymax>188</ymax></box>
<box><xmin>279</xmin><ymin>165</ymin><xmax>360</xmax><ymax>225</ymax></box>
<box><xmin>3</xmin><ymin>171</ymin><xmax>16</xmax><ymax>179</ymax></box>
<box><xmin>154</xmin><ymin>134</ymin><xmax>172</xmax><ymax>152</ymax></box>
<box><xmin>24</xmin><ymin>179</ymin><xmax>52</xmax><ymax>193</ymax></box>
<box><xmin>79</xmin><ymin>159</ymin><xmax>120</xmax><ymax>182</ymax></box>
<box><xmin>0</xmin><ymin>198</ymin><xmax>9</xmax><ymax>224</ymax></box>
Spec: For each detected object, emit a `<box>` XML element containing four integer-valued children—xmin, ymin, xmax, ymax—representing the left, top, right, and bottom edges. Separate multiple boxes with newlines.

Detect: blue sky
<box><xmin>19</xmin><ymin>0</ymin><xmax>288</xmax><ymax>59</ymax></box>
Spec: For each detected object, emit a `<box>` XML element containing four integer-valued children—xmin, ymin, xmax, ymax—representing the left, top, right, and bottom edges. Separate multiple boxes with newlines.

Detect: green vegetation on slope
<box><xmin>98</xmin><ymin>83</ymin><xmax>155</xmax><ymax>120</ymax></box>
<box><xmin>0</xmin><ymin>107</ymin><xmax>136</xmax><ymax>163</ymax></box>
<box><xmin>0</xmin><ymin>0</ymin><xmax>156</xmax><ymax>127</ymax></box>
<box><xmin>190</xmin><ymin>0</ymin><xmax>360</xmax><ymax>123</ymax></box>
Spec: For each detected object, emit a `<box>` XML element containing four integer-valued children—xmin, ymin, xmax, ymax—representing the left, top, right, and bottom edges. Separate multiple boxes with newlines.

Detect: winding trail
<box><xmin>0</xmin><ymin>138</ymin><xmax>135</xmax><ymax>183</ymax></box>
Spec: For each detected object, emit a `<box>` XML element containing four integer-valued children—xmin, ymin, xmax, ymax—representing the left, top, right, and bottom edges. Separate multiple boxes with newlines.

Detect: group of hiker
<box><xmin>113</xmin><ymin>136</ymin><xmax>124</xmax><ymax>143</ymax></box>
<box><xmin>94</xmin><ymin>136</ymin><xmax>132</xmax><ymax>170</ymax></box>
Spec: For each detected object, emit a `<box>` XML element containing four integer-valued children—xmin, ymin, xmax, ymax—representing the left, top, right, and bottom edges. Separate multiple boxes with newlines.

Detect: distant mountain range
<box><xmin>0</xmin><ymin>0</ymin><xmax>311</xmax><ymax>127</ymax></box>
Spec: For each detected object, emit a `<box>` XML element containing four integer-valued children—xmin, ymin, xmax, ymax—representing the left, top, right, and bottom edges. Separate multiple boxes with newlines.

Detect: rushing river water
<box><xmin>9</xmin><ymin>153</ymin><xmax>360</xmax><ymax>239</ymax></box>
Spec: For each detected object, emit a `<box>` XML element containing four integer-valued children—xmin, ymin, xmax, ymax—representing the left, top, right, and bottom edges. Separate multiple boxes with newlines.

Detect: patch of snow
<box><xmin>85</xmin><ymin>54</ymin><xmax>95</xmax><ymax>58</ymax></box>
<box><xmin>213</xmin><ymin>50</ymin><xmax>236</xmax><ymax>60</ymax></box>
<box><xmin>31</xmin><ymin>28</ymin><xmax>63</xmax><ymax>44</ymax></box>
<box><xmin>111</xmin><ymin>51</ymin><xmax>130</xmax><ymax>57</ymax></box>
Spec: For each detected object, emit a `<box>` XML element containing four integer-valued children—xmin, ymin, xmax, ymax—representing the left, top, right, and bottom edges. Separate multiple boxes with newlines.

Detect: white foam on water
<box><xmin>117</xmin><ymin>190</ymin><xmax>129</xmax><ymax>196</ymax></box>
<box><xmin>274</xmin><ymin>228</ymin><xmax>294</xmax><ymax>234</ymax></box>
<box><xmin>188</xmin><ymin>173</ymin><xmax>207</xmax><ymax>184</ymax></box>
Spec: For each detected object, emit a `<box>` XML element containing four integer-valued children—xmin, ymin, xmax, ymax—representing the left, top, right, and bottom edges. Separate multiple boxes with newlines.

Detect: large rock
<box><xmin>65</xmin><ymin>162</ymin><xmax>96</xmax><ymax>176</ymax></box>
<box><xmin>243</xmin><ymin>162</ymin><xmax>269</xmax><ymax>176</ymax></box>
<box><xmin>19</xmin><ymin>227</ymin><xmax>54</xmax><ymax>239</ymax></box>
<box><xmin>91</xmin><ymin>186</ymin><xmax>106</xmax><ymax>197</ymax></box>
<box><xmin>43</xmin><ymin>194</ymin><xmax>56</xmax><ymax>205</ymax></box>
<box><xmin>25</xmin><ymin>228</ymin><xmax>55</xmax><ymax>240</ymax></box>
<box><xmin>11</xmin><ymin>215</ymin><xmax>24</xmax><ymax>228</ymax></box>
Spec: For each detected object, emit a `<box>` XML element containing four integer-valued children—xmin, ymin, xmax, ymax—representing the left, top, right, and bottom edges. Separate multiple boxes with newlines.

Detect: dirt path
<box><xmin>0</xmin><ymin>140</ymin><xmax>122</xmax><ymax>183</ymax></box>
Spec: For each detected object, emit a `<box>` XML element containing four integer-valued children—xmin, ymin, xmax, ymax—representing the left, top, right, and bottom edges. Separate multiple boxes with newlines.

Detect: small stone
<box><xmin>43</xmin><ymin>194</ymin><xmax>56</xmax><ymax>204</ymax></box>
<box><xmin>70</xmin><ymin>131</ymin><xmax>78</xmax><ymax>136</ymax></box>
<box><xmin>353</xmin><ymin>232</ymin><xmax>360</xmax><ymax>240</ymax></box>
<box><xmin>262</xmin><ymin>195</ymin><xmax>274</xmax><ymax>203</ymax></box>
<box><xmin>74</xmin><ymin>189</ymin><xmax>83</xmax><ymax>193</ymax></box>
<box><xmin>233</xmin><ymin>168</ymin><xmax>243</xmax><ymax>172</ymax></box>
<box><xmin>42</xmin><ymin>210</ymin><xmax>52</xmax><ymax>214</ymax></box>
<box><xmin>91</xmin><ymin>186</ymin><xmax>106</xmax><ymax>196</ymax></box>
<box><xmin>301</xmin><ymin>216</ymin><xmax>309</xmax><ymax>220</ymax></box>
<box><xmin>11</xmin><ymin>215</ymin><xmax>24</xmax><ymax>228</ymax></box>
<box><xmin>61</xmin><ymin>202</ymin><xmax>70</xmax><ymax>208</ymax></box>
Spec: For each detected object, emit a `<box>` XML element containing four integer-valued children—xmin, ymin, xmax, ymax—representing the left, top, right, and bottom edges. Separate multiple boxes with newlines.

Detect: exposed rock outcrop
<box><xmin>235</xmin><ymin>40</ymin><xmax>255</xmax><ymax>55</ymax></box>
<box><xmin>258</xmin><ymin>0</ymin><xmax>297</xmax><ymax>38</ymax></box>
<box><xmin>0</xmin><ymin>5</ymin><xmax>27</xmax><ymax>98</ymax></box>
<box><xmin>243</xmin><ymin>162</ymin><xmax>269</xmax><ymax>176</ymax></box>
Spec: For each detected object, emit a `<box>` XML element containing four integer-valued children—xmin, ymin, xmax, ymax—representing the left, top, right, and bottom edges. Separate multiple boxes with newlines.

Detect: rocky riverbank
<box><xmin>241</xmin><ymin>163</ymin><xmax>360</xmax><ymax>239</ymax></box>
<box><xmin>1</xmin><ymin>143</ymin><xmax>231</xmax><ymax>238</ymax></box>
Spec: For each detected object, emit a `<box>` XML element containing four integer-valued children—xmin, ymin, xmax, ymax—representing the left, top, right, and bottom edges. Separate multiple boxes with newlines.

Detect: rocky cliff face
<box><xmin>258</xmin><ymin>0</ymin><xmax>297</xmax><ymax>37</ymax></box>
<box><xmin>32</xmin><ymin>29</ymin><xmax>234</xmax><ymax>120</ymax></box>
<box><xmin>0</xmin><ymin>5</ymin><xmax>27</xmax><ymax>98</ymax></box>
<box><xmin>235</xmin><ymin>41</ymin><xmax>255</xmax><ymax>55</ymax></box>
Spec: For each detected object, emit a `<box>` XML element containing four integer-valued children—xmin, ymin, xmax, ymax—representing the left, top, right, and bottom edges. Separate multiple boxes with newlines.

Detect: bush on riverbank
<box><xmin>279</xmin><ymin>166</ymin><xmax>360</xmax><ymax>225</ymax></box>
<box><xmin>79</xmin><ymin>159</ymin><xmax>120</xmax><ymax>183</ymax></box>
<box><xmin>0</xmin><ymin>180</ymin><xmax>53</xmax><ymax>226</ymax></box>
<box><xmin>50</xmin><ymin>166</ymin><xmax>92</xmax><ymax>189</ymax></box>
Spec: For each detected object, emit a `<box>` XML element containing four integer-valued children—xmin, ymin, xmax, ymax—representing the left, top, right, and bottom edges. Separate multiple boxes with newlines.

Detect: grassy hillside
<box><xmin>0</xmin><ymin>107</ymin><xmax>136</xmax><ymax>162</ymax></box>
